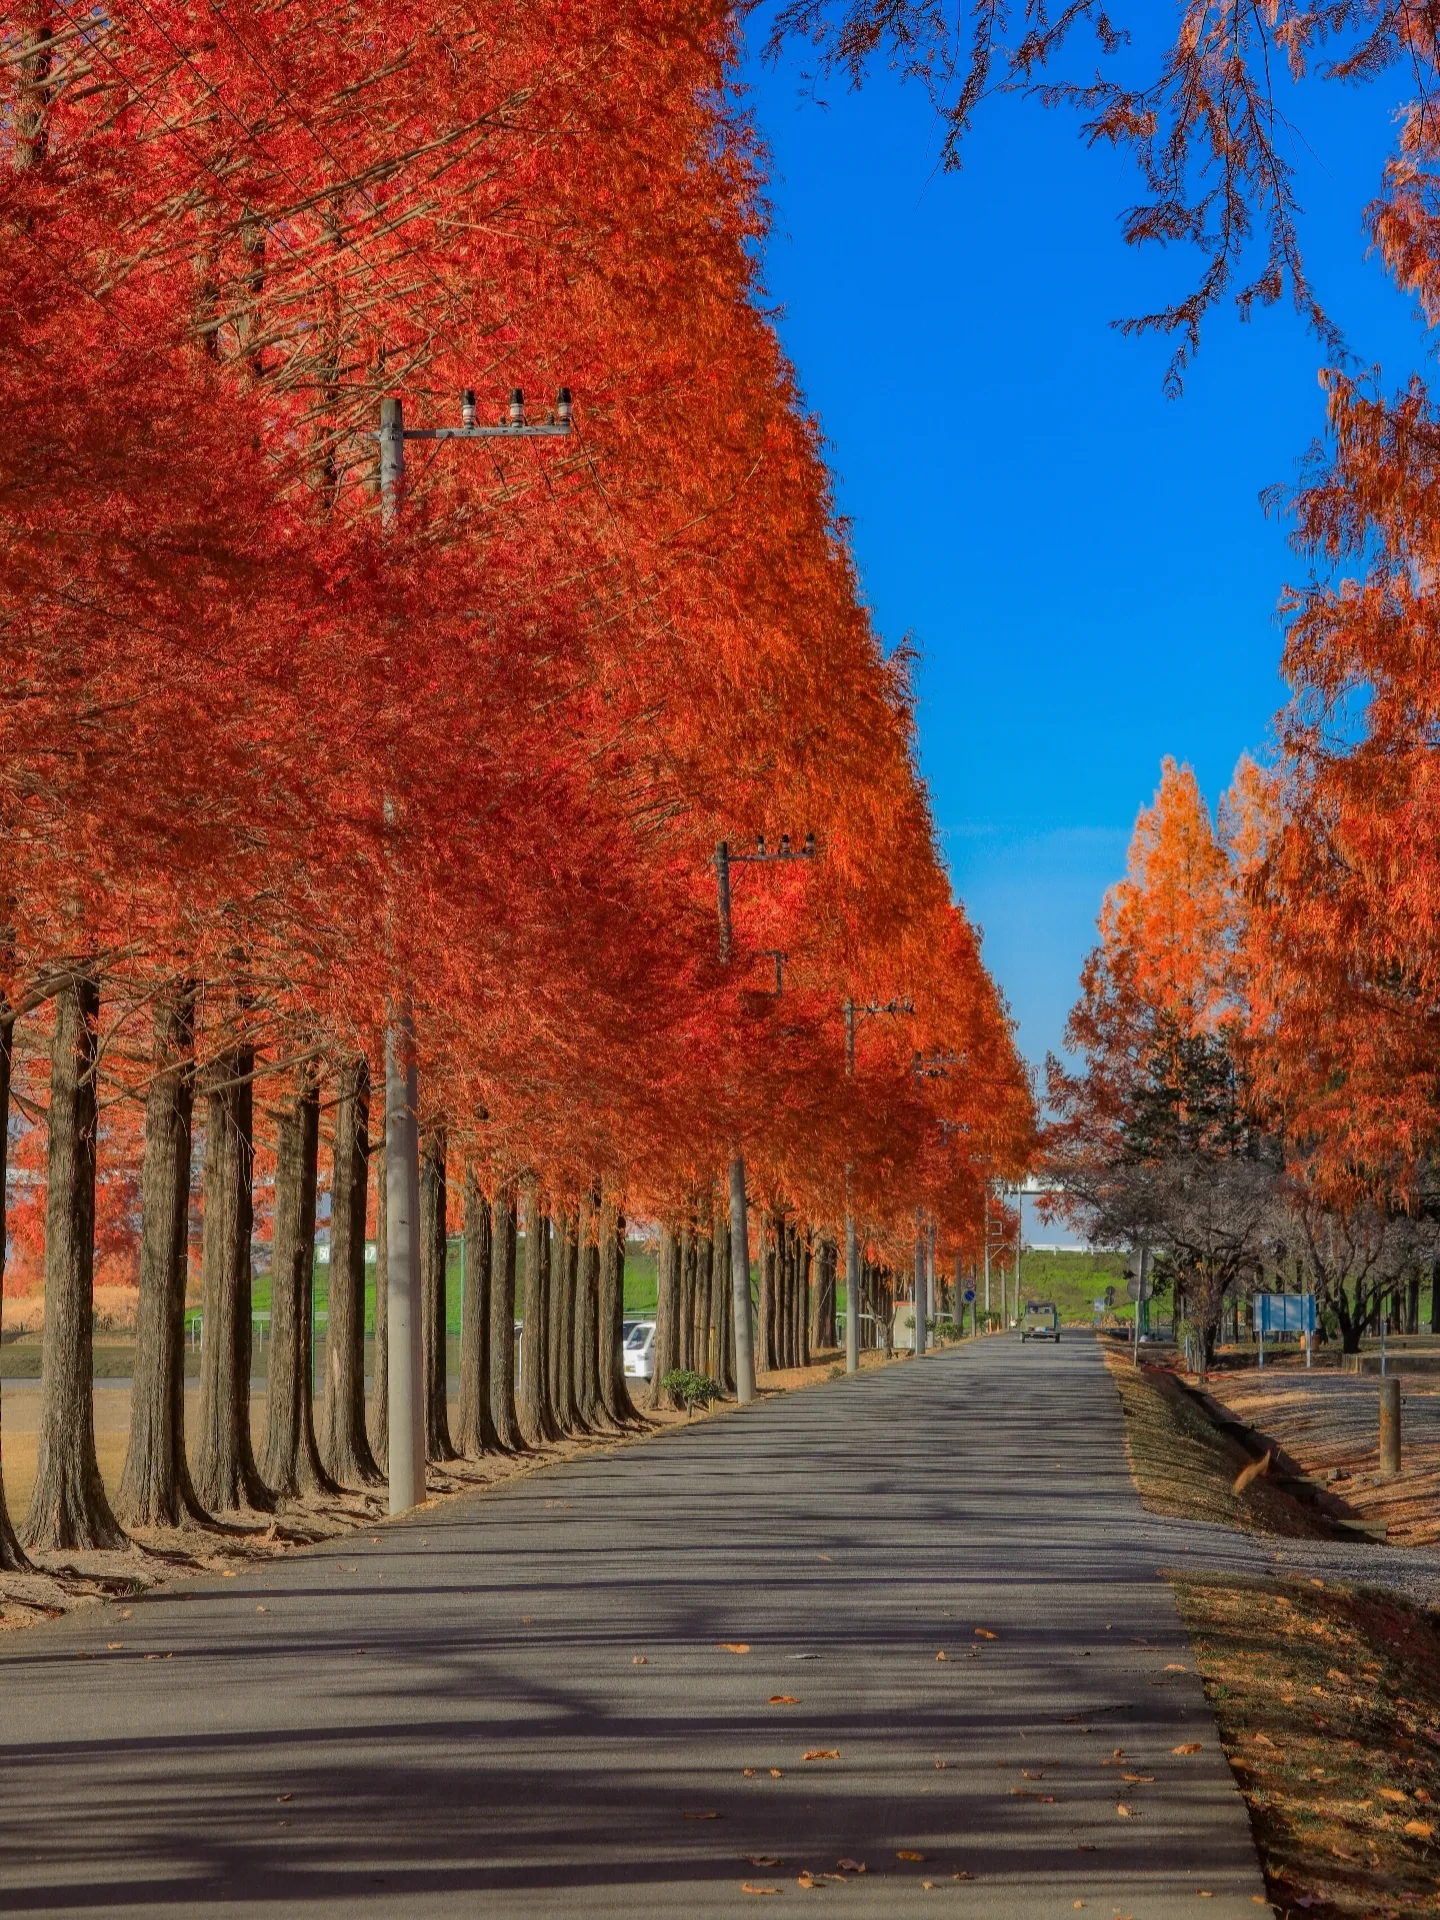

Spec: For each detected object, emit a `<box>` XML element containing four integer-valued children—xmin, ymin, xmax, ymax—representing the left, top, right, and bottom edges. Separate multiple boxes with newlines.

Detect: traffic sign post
<box><xmin>963</xmin><ymin>1285</ymin><xmax>976</xmax><ymax>1340</ymax></box>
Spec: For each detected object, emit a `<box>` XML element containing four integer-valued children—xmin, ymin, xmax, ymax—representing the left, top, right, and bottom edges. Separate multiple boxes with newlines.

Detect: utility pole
<box><xmin>713</xmin><ymin>830</ymin><xmax>815</xmax><ymax>1404</ymax></box>
<box><xmin>378</xmin><ymin>385</ymin><xmax>570</xmax><ymax>1511</ymax></box>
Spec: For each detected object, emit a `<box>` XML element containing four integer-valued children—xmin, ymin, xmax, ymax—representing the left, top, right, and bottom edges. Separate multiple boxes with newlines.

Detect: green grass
<box><xmin>1011</xmin><ymin>1248</ymin><xmax>1134</xmax><ymax>1326</ymax></box>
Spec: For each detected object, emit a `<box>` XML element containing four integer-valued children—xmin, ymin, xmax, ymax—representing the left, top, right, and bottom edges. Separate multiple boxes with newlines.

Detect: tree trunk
<box><xmin>418</xmin><ymin>1127</ymin><xmax>457</xmax><ymax>1462</ymax></box>
<box><xmin>368</xmin><ymin>1110</ymin><xmax>388</xmax><ymax>1470</ymax></box>
<box><xmin>713</xmin><ymin>1196</ymin><xmax>734</xmax><ymax>1392</ymax></box>
<box><xmin>677</xmin><ymin>1221</ymin><xmax>694</xmax><ymax>1372</ymax></box>
<box><xmin>194</xmin><ymin>1046</ymin><xmax>272</xmax><ymax>1514</ymax></box>
<box><xmin>758</xmin><ymin>1225</ymin><xmax>776</xmax><ymax>1374</ymax></box>
<box><xmin>552</xmin><ymin>1206</ymin><xmax>577</xmax><ymax>1434</ymax></box>
<box><xmin>1407</xmin><ymin>1270</ymin><xmax>1422</xmax><ymax>1337</ymax></box>
<box><xmin>649</xmin><ymin>1223</ymin><xmax>680</xmax><ymax>1411</ymax></box>
<box><xmin>519</xmin><ymin>1182</ymin><xmax>560</xmax><ymax>1445</ymax></box>
<box><xmin>573</xmin><ymin>1195</ymin><xmax>601</xmax><ymax>1430</ymax></box>
<box><xmin>23</xmin><ymin>971</ymin><xmax>127</xmax><ymax>1549</ymax></box>
<box><xmin>319</xmin><ymin>1058</ymin><xmax>380</xmax><ymax>1486</ymax></box>
<box><xmin>798</xmin><ymin>1229</ymin><xmax>812</xmax><ymax>1368</ymax></box>
<box><xmin>456</xmin><ymin>1166</ymin><xmax>502</xmax><ymax>1455</ymax></box>
<box><xmin>598</xmin><ymin>1196</ymin><xmax>635</xmax><ymax>1426</ymax></box>
<box><xmin>0</xmin><ymin>998</ymin><xmax>32</xmax><ymax>1569</ymax></box>
<box><xmin>693</xmin><ymin>1229</ymin><xmax>712</xmax><ymax>1380</ymax></box>
<box><xmin>116</xmin><ymin>989</ymin><xmax>207</xmax><ymax>1529</ymax></box>
<box><xmin>259</xmin><ymin>1076</ymin><xmax>334</xmax><ymax>1499</ymax></box>
<box><xmin>489</xmin><ymin>1183</ymin><xmax>524</xmax><ymax>1449</ymax></box>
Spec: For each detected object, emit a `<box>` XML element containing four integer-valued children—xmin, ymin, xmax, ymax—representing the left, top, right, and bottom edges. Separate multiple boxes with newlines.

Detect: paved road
<box><xmin>0</xmin><ymin>1335</ymin><xmax>1270</xmax><ymax>1917</ymax></box>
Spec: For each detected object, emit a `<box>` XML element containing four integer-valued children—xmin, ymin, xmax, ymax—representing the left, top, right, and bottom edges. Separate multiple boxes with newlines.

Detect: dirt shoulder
<box><xmin>1107</xmin><ymin>1350</ymin><xmax>1440</xmax><ymax>1917</ymax></box>
<box><xmin>1203</xmin><ymin>1365</ymin><xmax>1440</xmax><ymax>1549</ymax></box>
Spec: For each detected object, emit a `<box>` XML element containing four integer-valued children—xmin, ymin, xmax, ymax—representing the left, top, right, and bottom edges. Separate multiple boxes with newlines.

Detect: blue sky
<box><xmin>741</xmin><ymin>25</ymin><xmax>1433</xmax><ymax>1097</ymax></box>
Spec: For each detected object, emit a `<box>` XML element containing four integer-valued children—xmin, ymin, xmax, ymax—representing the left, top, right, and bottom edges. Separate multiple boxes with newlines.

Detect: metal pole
<box><xmin>729</xmin><ymin>1153</ymin><xmax>755</xmax><ymax>1405</ymax></box>
<box><xmin>983</xmin><ymin>1193</ymin><xmax>991</xmax><ymax>1324</ymax></box>
<box><xmin>379</xmin><ymin>395</ymin><xmax>425</xmax><ymax>1515</ymax></box>
<box><xmin>843</xmin><ymin>998</ymin><xmax>859</xmax><ymax>1376</ymax></box>
<box><xmin>384</xmin><ymin>1007</ymin><xmax>425</xmax><ymax>1513</ymax></box>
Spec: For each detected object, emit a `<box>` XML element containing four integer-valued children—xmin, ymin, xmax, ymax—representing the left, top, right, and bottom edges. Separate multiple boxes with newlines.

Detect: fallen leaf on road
<box><xmin>769</xmin><ymin>1769</ymin><xmax>784</xmax><ymax>1778</ymax></box>
<box><xmin>1231</xmin><ymin>1450</ymin><xmax>1271</xmax><ymax>1494</ymax></box>
<box><xmin>1021</xmin><ymin>1769</ymin><xmax>1043</xmax><ymax>1780</ymax></box>
<box><xmin>973</xmin><ymin>1627</ymin><xmax>997</xmax><ymax>1640</ymax></box>
<box><xmin>747</xmin><ymin>1857</ymin><xmax>783</xmax><ymax>1868</ymax></box>
<box><xmin>803</xmin><ymin>1750</ymin><xmax>839</xmax><ymax>1762</ymax></box>
<box><xmin>1404</xmin><ymin>1819</ymin><xmax>1434</xmax><ymax>1838</ymax></box>
<box><xmin>371</xmin><ymin>1537</ymin><xmax>381</xmax><ymax>1544</ymax></box>
<box><xmin>682</xmin><ymin>1811</ymin><xmax>720</xmax><ymax>1820</ymax></box>
<box><xmin>922</xmin><ymin>1881</ymin><xmax>936</xmax><ymax>1891</ymax></box>
<box><xmin>935</xmin><ymin>1650</ymin><xmax>948</xmax><ymax>1661</ymax></box>
<box><xmin>1163</xmin><ymin>1664</ymin><xmax>1186</xmax><ymax>1672</ymax></box>
<box><xmin>770</xmin><ymin>1695</ymin><xmax>800</xmax><ymax>1705</ymax></box>
<box><xmin>119</xmin><ymin>1610</ymin><xmax>131</xmax><ymax>1620</ymax></box>
<box><xmin>817</xmin><ymin>1554</ymin><xmax>832</xmax><ymax>1562</ymax></box>
<box><xmin>1111</xmin><ymin>1748</ymin><xmax>1125</xmax><ymax>1758</ymax></box>
<box><xmin>277</xmin><ymin>1793</ymin><xmax>293</xmax><ymax>1804</ymax></box>
<box><xmin>742</xmin><ymin>1884</ymin><xmax>779</xmax><ymax>1896</ymax></box>
<box><xmin>1116</xmin><ymin>1804</ymin><xmax>1137</xmax><ymax>1818</ymax></box>
<box><xmin>1077</xmin><ymin>1844</ymin><xmax>1097</xmax><ymax>1852</ymax></box>
<box><xmin>742</xmin><ymin>1769</ymin><xmax>757</xmax><ymax>1778</ymax></box>
<box><xmin>934</xmin><ymin>1760</ymin><xmax>949</xmax><ymax>1770</ymax></box>
<box><xmin>1171</xmin><ymin>1743</ymin><xmax>1202</xmax><ymax>1755</ymax></box>
<box><xmin>107</xmin><ymin>1642</ymin><xmax>123</xmax><ymax>1650</ymax></box>
<box><xmin>896</xmin><ymin>1850</ymin><xmax>926</xmax><ymax>1861</ymax></box>
<box><xmin>718</xmin><ymin>1642</ymin><xmax>751</xmax><ymax>1654</ymax></box>
<box><xmin>256</xmin><ymin>1606</ymin><xmax>268</xmax><ymax>1614</ymax></box>
<box><xmin>1121</xmin><ymin>1773</ymin><xmax>1154</xmax><ymax>1784</ymax></box>
<box><xmin>1251</xmin><ymin>1733</ymin><xmax>1277</xmax><ymax>1748</ymax></box>
<box><xmin>797</xmin><ymin>1872</ymin><xmax>816</xmax><ymax>1889</ymax></box>
<box><xmin>633</xmin><ymin>1656</ymin><xmax>649</xmax><ymax>1665</ymax></box>
<box><xmin>836</xmin><ymin>1858</ymin><xmax>866</xmax><ymax>1874</ymax></box>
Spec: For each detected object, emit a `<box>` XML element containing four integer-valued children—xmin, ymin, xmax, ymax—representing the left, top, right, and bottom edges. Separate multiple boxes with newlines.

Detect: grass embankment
<box><xmin>1109</xmin><ymin>1351</ymin><xmax>1440</xmax><ymax>1917</ymax></box>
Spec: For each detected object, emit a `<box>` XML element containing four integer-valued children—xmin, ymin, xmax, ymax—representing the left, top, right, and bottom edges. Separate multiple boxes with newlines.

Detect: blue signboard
<box><xmin>962</xmin><ymin>1288</ymin><xmax>976</xmax><ymax>1303</ymax></box>
<box><xmin>1255</xmin><ymin>1293</ymin><xmax>1317</xmax><ymax>1335</ymax></box>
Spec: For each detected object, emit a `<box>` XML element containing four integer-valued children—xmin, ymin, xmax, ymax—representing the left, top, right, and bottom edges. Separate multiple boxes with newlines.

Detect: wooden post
<box><xmin>1380</xmin><ymin>1377</ymin><xmax>1402</xmax><ymax>1478</ymax></box>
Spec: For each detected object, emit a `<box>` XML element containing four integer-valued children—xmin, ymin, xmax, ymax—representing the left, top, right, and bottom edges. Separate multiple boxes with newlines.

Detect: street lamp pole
<box><xmin>378</xmin><ymin>385</ymin><xmax>571</xmax><ymax>1511</ymax></box>
<box><xmin>713</xmin><ymin>831</ymin><xmax>815</xmax><ymax>1405</ymax></box>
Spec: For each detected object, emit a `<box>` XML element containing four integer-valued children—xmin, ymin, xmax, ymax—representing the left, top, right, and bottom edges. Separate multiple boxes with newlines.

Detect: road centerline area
<box><xmin>0</xmin><ymin>1336</ymin><xmax>1268</xmax><ymax>1917</ymax></box>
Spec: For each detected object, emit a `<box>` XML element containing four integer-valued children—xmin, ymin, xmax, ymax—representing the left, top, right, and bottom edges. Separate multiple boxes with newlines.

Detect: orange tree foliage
<box><xmin>0</xmin><ymin>0</ymin><xmax>1031</xmax><ymax>1272</ymax></box>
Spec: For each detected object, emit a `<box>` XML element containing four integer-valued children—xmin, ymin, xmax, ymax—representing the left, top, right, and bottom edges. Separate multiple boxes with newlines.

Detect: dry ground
<box><xmin>1108</xmin><ymin>1350</ymin><xmax>1440</xmax><ymax>1918</ymax></box>
<box><xmin>1203</xmin><ymin>1366</ymin><xmax>1440</xmax><ymax>1548</ymax></box>
<box><xmin>0</xmin><ymin>1340</ymin><xmax>910</xmax><ymax>1635</ymax></box>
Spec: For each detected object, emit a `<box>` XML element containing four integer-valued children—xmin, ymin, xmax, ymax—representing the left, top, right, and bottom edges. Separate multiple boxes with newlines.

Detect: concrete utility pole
<box><xmin>379</xmin><ymin>385</ymin><xmax>570</xmax><ymax>1512</ymax></box>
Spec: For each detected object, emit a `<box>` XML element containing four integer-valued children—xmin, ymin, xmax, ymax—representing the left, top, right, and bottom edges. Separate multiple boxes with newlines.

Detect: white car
<box><xmin>623</xmin><ymin>1320</ymin><xmax>657</xmax><ymax>1382</ymax></box>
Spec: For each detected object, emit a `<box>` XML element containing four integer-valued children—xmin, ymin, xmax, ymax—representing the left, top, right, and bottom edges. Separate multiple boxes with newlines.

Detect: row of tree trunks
<box><xmin>809</xmin><ymin>1239</ymin><xmax>838</xmax><ymax>1353</ymax></box>
<box><xmin>0</xmin><ymin>991</ymin><xmax>31</xmax><ymax>1568</ymax></box>
<box><xmin>6</xmin><ymin>992</ymin><xmax>646</xmax><ymax>1539</ymax></box>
